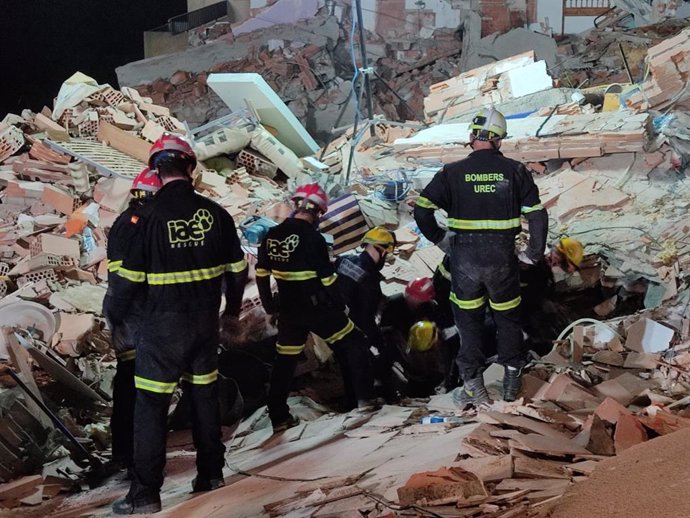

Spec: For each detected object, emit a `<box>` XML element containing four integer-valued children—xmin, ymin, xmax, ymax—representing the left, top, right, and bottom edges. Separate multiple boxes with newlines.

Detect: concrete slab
<box><xmin>208</xmin><ymin>73</ymin><xmax>318</xmax><ymax>157</ymax></box>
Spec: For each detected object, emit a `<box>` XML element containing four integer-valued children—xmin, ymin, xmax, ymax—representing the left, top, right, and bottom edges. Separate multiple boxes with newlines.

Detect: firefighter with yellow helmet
<box><xmin>337</xmin><ymin>226</ymin><xmax>398</xmax><ymax>400</ymax></box>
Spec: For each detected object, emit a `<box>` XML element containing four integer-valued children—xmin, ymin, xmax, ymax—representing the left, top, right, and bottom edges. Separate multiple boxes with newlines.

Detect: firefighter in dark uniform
<box><xmin>336</xmin><ymin>227</ymin><xmax>397</xmax><ymax>401</ymax></box>
<box><xmin>109</xmin><ymin>134</ymin><xmax>248</xmax><ymax>514</ymax></box>
<box><xmin>380</xmin><ymin>277</ymin><xmax>446</xmax><ymax>395</ymax></box>
<box><xmin>414</xmin><ymin>107</ymin><xmax>547</xmax><ymax>407</ymax></box>
<box><xmin>256</xmin><ymin>183</ymin><xmax>374</xmax><ymax>432</ymax></box>
<box><xmin>103</xmin><ymin>167</ymin><xmax>161</xmax><ymax>475</ymax></box>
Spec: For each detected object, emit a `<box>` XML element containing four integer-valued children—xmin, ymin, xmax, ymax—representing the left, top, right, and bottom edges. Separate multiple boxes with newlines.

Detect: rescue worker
<box><xmin>336</xmin><ymin>226</ymin><xmax>397</xmax><ymax>401</ymax></box>
<box><xmin>103</xmin><ymin>167</ymin><xmax>161</xmax><ymax>475</ymax></box>
<box><xmin>380</xmin><ymin>277</ymin><xmax>445</xmax><ymax>395</ymax></box>
<box><xmin>255</xmin><ymin>184</ymin><xmax>375</xmax><ymax>432</ymax></box>
<box><xmin>109</xmin><ymin>134</ymin><xmax>248</xmax><ymax>514</ymax></box>
<box><xmin>414</xmin><ymin>107</ymin><xmax>547</xmax><ymax>407</ymax></box>
<box><xmin>520</xmin><ymin>237</ymin><xmax>584</xmax><ymax>354</ymax></box>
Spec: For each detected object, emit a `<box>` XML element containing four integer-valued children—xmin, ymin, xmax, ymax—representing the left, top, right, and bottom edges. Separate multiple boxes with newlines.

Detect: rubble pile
<box><xmin>3</xmin><ymin>2</ymin><xmax>690</xmax><ymax>515</ymax></box>
<box><xmin>127</xmin><ymin>10</ymin><xmax>469</xmax><ymax>141</ymax></box>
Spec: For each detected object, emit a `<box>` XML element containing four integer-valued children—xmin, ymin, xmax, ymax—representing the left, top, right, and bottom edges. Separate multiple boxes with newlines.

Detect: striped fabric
<box><xmin>319</xmin><ymin>194</ymin><xmax>368</xmax><ymax>255</ymax></box>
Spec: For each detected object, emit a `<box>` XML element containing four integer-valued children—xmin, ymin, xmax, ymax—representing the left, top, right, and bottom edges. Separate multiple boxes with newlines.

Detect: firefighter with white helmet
<box><xmin>414</xmin><ymin>107</ymin><xmax>548</xmax><ymax>408</ymax></box>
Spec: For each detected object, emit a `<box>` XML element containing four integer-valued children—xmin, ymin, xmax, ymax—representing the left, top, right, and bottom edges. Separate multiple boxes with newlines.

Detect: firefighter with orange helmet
<box><xmin>256</xmin><ymin>183</ymin><xmax>375</xmax><ymax>432</ymax></box>
<box><xmin>103</xmin><ymin>168</ymin><xmax>162</xmax><ymax>476</ymax></box>
<box><xmin>111</xmin><ymin>134</ymin><xmax>248</xmax><ymax>514</ymax></box>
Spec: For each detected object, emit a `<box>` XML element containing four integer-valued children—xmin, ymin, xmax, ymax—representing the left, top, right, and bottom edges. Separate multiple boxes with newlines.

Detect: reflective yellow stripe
<box><xmin>450</xmin><ymin>292</ymin><xmax>486</xmax><ymax>310</ymax></box>
<box><xmin>276</xmin><ymin>344</ymin><xmax>305</xmax><ymax>355</ymax></box>
<box><xmin>116</xmin><ymin>267</ymin><xmax>146</xmax><ymax>283</ymax></box>
<box><xmin>324</xmin><ymin>320</ymin><xmax>354</xmax><ymax>344</ymax></box>
<box><xmin>321</xmin><ymin>274</ymin><xmax>337</xmax><ymax>287</ymax></box>
<box><xmin>255</xmin><ymin>267</ymin><xmax>271</xmax><ymax>278</ymax></box>
<box><xmin>226</xmin><ymin>259</ymin><xmax>248</xmax><ymax>273</ymax></box>
<box><xmin>489</xmin><ymin>296</ymin><xmax>521</xmax><ymax>311</ymax></box>
<box><xmin>134</xmin><ymin>376</ymin><xmax>177</xmax><ymax>394</ymax></box>
<box><xmin>272</xmin><ymin>270</ymin><xmax>318</xmax><ymax>281</ymax></box>
<box><xmin>448</xmin><ymin>218</ymin><xmax>521</xmax><ymax>231</ymax></box>
<box><xmin>437</xmin><ymin>262</ymin><xmax>451</xmax><ymax>281</ymax></box>
<box><xmin>108</xmin><ymin>260</ymin><xmax>123</xmax><ymax>272</ymax></box>
<box><xmin>117</xmin><ymin>349</ymin><xmax>136</xmax><ymax>361</ymax></box>
<box><xmin>181</xmin><ymin>369</ymin><xmax>219</xmax><ymax>385</ymax></box>
<box><xmin>521</xmin><ymin>204</ymin><xmax>544</xmax><ymax>214</ymax></box>
<box><xmin>147</xmin><ymin>265</ymin><xmax>225</xmax><ymax>285</ymax></box>
<box><xmin>417</xmin><ymin>196</ymin><xmax>439</xmax><ymax>210</ymax></box>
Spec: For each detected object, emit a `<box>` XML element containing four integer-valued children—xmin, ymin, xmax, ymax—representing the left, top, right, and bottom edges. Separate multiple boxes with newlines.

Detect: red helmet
<box><xmin>148</xmin><ymin>133</ymin><xmax>196</xmax><ymax>170</ymax></box>
<box><xmin>405</xmin><ymin>277</ymin><xmax>436</xmax><ymax>304</ymax></box>
<box><xmin>291</xmin><ymin>183</ymin><xmax>328</xmax><ymax>214</ymax></box>
<box><xmin>131</xmin><ymin>167</ymin><xmax>162</xmax><ymax>194</ymax></box>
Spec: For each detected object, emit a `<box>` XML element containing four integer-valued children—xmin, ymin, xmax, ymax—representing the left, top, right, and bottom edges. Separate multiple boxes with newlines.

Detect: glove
<box><xmin>436</xmin><ymin>232</ymin><xmax>454</xmax><ymax>254</ymax></box>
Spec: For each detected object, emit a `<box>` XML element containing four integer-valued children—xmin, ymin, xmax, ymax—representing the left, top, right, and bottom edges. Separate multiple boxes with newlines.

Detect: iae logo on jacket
<box><xmin>167</xmin><ymin>209</ymin><xmax>214</xmax><ymax>247</ymax></box>
<box><xmin>267</xmin><ymin>234</ymin><xmax>299</xmax><ymax>262</ymax></box>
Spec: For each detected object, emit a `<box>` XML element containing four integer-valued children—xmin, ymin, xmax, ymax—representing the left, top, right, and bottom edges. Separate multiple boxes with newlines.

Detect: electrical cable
<box><xmin>554</xmin><ymin>317</ymin><xmax>623</xmax><ymax>361</ymax></box>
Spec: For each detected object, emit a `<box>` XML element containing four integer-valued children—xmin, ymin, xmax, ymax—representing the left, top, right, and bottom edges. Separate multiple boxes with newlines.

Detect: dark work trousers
<box><xmin>129</xmin><ymin>310</ymin><xmax>224</xmax><ymax>503</ymax></box>
<box><xmin>269</xmin><ymin>306</ymin><xmax>374</xmax><ymax>425</ymax></box>
<box><xmin>449</xmin><ymin>234</ymin><xmax>525</xmax><ymax>381</ymax></box>
<box><xmin>109</xmin><ymin>307</ymin><xmax>140</xmax><ymax>469</ymax></box>
<box><xmin>111</xmin><ymin>354</ymin><xmax>136</xmax><ymax>467</ymax></box>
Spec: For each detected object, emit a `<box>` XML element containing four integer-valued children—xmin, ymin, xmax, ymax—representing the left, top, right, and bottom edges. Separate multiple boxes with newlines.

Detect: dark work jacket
<box><xmin>256</xmin><ymin>217</ymin><xmax>342</xmax><ymax>313</ymax></box>
<box><xmin>336</xmin><ymin>251</ymin><xmax>384</xmax><ymax>347</ymax></box>
<box><xmin>414</xmin><ymin>148</ymin><xmax>548</xmax><ymax>262</ymax></box>
<box><xmin>107</xmin><ymin>180</ymin><xmax>247</xmax><ymax>319</ymax></box>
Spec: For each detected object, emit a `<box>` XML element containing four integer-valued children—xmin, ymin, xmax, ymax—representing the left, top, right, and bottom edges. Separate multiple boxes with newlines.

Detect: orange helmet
<box><xmin>291</xmin><ymin>183</ymin><xmax>328</xmax><ymax>214</ymax></box>
<box><xmin>148</xmin><ymin>133</ymin><xmax>196</xmax><ymax>170</ymax></box>
<box><xmin>131</xmin><ymin>167</ymin><xmax>162</xmax><ymax>195</ymax></box>
<box><xmin>405</xmin><ymin>277</ymin><xmax>436</xmax><ymax>304</ymax></box>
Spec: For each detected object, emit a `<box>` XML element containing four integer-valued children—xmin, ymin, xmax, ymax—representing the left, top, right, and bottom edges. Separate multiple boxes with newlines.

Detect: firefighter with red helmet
<box><xmin>380</xmin><ymin>277</ymin><xmax>446</xmax><ymax>395</ymax></box>
<box><xmin>256</xmin><ymin>183</ymin><xmax>375</xmax><ymax>432</ymax></box>
<box><xmin>103</xmin><ymin>168</ymin><xmax>161</xmax><ymax>476</ymax></box>
<box><xmin>110</xmin><ymin>134</ymin><xmax>248</xmax><ymax>514</ymax></box>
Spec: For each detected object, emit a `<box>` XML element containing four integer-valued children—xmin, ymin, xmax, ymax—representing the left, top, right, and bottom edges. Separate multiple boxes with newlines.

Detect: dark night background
<box><xmin>0</xmin><ymin>0</ymin><xmax>187</xmax><ymax>117</ymax></box>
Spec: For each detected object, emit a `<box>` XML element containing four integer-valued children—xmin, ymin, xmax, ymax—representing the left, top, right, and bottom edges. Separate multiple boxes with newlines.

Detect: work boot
<box><xmin>191</xmin><ymin>476</ymin><xmax>225</xmax><ymax>493</ymax></box>
<box><xmin>272</xmin><ymin>414</ymin><xmax>300</xmax><ymax>433</ymax></box>
<box><xmin>357</xmin><ymin>398</ymin><xmax>383</xmax><ymax>412</ymax></box>
<box><xmin>112</xmin><ymin>494</ymin><xmax>162</xmax><ymax>515</ymax></box>
<box><xmin>452</xmin><ymin>377</ymin><xmax>491</xmax><ymax>409</ymax></box>
<box><xmin>502</xmin><ymin>366</ymin><xmax>522</xmax><ymax>402</ymax></box>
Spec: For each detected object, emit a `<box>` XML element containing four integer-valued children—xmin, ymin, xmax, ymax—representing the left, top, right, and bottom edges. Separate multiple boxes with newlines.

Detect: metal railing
<box><xmin>149</xmin><ymin>1</ymin><xmax>228</xmax><ymax>34</ymax></box>
<box><xmin>563</xmin><ymin>0</ymin><xmax>612</xmax><ymax>16</ymax></box>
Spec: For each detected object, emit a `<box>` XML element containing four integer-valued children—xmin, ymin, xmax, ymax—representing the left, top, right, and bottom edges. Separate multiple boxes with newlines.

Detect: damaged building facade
<box><xmin>3</xmin><ymin>0</ymin><xmax>690</xmax><ymax>516</ymax></box>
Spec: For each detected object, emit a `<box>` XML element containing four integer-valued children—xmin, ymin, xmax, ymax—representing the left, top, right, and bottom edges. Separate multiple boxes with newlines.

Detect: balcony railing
<box><xmin>148</xmin><ymin>1</ymin><xmax>228</xmax><ymax>34</ymax></box>
<box><xmin>563</xmin><ymin>0</ymin><xmax>612</xmax><ymax>16</ymax></box>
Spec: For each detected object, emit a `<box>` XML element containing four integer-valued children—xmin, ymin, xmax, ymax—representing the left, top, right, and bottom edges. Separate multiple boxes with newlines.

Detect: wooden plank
<box><xmin>513</xmin><ymin>456</ymin><xmax>570</xmax><ymax>479</ymax></box>
<box><xmin>508</xmin><ymin>432</ymin><xmax>591</xmax><ymax>457</ymax></box>
<box><xmin>97</xmin><ymin>121</ymin><xmax>150</xmax><ymax>164</ymax></box>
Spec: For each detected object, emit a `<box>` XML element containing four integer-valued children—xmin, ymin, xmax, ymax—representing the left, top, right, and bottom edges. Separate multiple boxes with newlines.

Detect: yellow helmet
<box><xmin>407</xmin><ymin>320</ymin><xmax>439</xmax><ymax>353</ymax></box>
<box><xmin>556</xmin><ymin>237</ymin><xmax>584</xmax><ymax>268</ymax></box>
<box><xmin>361</xmin><ymin>226</ymin><xmax>396</xmax><ymax>253</ymax></box>
<box><xmin>469</xmin><ymin>107</ymin><xmax>507</xmax><ymax>140</ymax></box>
